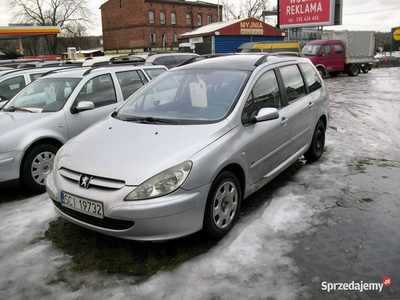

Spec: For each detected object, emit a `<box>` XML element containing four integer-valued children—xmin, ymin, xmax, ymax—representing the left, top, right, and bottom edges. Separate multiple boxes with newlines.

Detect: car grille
<box><xmin>53</xmin><ymin>200</ymin><xmax>135</xmax><ymax>230</ymax></box>
<box><xmin>60</xmin><ymin>168</ymin><xmax>126</xmax><ymax>190</ymax></box>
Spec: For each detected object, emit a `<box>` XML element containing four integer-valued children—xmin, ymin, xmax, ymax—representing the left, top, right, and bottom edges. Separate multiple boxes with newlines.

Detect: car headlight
<box><xmin>52</xmin><ymin>144</ymin><xmax>65</xmax><ymax>174</ymax></box>
<box><xmin>125</xmin><ymin>161</ymin><xmax>192</xmax><ymax>201</ymax></box>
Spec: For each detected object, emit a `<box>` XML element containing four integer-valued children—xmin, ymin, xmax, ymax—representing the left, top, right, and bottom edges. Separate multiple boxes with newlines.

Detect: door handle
<box><xmin>281</xmin><ymin>116</ymin><xmax>289</xmax><ymax>126</ymax></box>
<box><xmin>308</xmin><ymin>101</ymin><xmax>314</xmax><ymax>108</ymax></box>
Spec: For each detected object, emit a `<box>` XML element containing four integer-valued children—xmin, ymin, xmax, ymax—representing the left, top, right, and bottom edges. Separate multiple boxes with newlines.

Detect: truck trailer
<box><xmin>302</xmin><ymin>31</ymin><xmax>375</xmax><ymax>77</ymax></box>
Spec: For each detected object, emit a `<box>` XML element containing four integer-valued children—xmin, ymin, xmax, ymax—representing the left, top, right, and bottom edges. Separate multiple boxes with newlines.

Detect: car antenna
<box><xmin>268</xmin><ymin>36</ymin><xmax>276</xmax><ymax>54</ymax></box>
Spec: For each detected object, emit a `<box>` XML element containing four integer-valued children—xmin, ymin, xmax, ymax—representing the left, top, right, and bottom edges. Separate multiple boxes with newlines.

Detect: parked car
<box><xmin>46</xmin><ymin>54</ymin><xmax>330</xmax><ymax>241</ymax></box>
<box><xmin>0</xmin><ymin>64</ymin><xmax>167</xmax><ymax>191</ymax></box>
<box><xmin>237</xmin><ymin>41</ymin><xmax>301</xmax><ymax>53</ymax></box>
<box><xmin>0</xmin><ymin>66</ymin><xmax>69</xmax><ymax>103</ymax></box>
<box><xmin>145</xmin><ymin>52</ymin><xmax>199</xmax><ymax>68</ymax></box>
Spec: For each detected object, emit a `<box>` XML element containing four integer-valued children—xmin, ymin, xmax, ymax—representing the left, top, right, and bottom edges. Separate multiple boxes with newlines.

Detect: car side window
<box><xmin>75</xmin><ymin>74</ymin><xmax>117</xmax><ymax>108</ymax></box>
<box><xmin>299</xmin><ymin>63</ymin><xmax>322</xmax><ymax>93</ymax></box>
<box><xmin>324</xmin><ymin>45</ymin><xmax>331</xmax><ymax>56</ymax></box>
<box><xmin>279</xmin><ymin>65</ymin><xmax>306</xmax><ymax>103</ymax></box>
<box><xmin>334</xmin><ymin>44</ymin><xmax>343</xmax><ymax>54</ymax></box>
<box><xmin>144</xmin><ymin>68</ymin><xmax>167</xmax><ymax>80</ymax></box>
<box><xmin>241</xmin><ymin>70</ymin><xmax>281</xmax><ymax>125</ymax></box>
<box><xmin>0</xmin><ymin>76</ymin><xmax>25</xmax><ymax>100</ymax></box>
<box><xmin>153</xmin><ymin>56</ymin><xmax>175</xmax><ymax>68</ymax></box>
<box><xmin>116</xmin><ymin>70</ymin><xmax>148</xmax><ymax>100</ymax></box>
<box><xmin>29</xmin><ymin>73</ymin><xmax>45</xmax><ymax>82</ymax></box>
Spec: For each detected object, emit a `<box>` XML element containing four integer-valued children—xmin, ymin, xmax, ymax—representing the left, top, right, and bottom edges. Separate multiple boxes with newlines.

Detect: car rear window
<box><xmin>279</xmin><ymin>65</ymin><xmax>306</xmax><ymax>103</ymax></box>
<box><xmin>299</xmin><ymin>63</ymin><xmax>322</xmax><ymax>93</ymax></box>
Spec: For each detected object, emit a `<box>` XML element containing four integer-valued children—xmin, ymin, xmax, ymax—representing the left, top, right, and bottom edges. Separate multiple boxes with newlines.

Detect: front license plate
<box><xmin>61</xmin><ymin>191</ymin><xmax>104</xmax><ymax>219</ymax></box>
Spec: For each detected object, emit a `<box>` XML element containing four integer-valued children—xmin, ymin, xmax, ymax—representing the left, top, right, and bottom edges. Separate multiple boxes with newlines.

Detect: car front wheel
<box><xmin>304</xmin><ymin>120</ymin><xmax>325</xmax><ymax>163</ymax></box>
<box><xmin>22</xmin><ymin>144</ymin><xmax>58</xmax><ymax>192</ymax></box>
<box><xmin>203</xmin><ymin>171</ymin><xmax>242</xmax><ymax>240</ymax></box>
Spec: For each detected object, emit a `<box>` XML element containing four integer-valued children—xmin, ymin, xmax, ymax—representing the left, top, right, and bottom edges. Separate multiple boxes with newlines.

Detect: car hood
<box><xmin>59</xmin><ymin>117</ymin><xmax>232</xmax><ymax>186</ymax></box>
<box><xmin>0</xmin><ymin>112</ymin><xmax>50</xmax><ymax>136</ymax></box>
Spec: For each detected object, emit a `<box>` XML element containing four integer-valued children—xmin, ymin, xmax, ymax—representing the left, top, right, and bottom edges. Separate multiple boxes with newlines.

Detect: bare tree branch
<box><xmin>221</xmin><ymin>0</ymin><xmax>271</xmax><ymax>21</ymax></box>
<box><xmin>7</xmin><ymin>0</ymin><xmax>94</xmax><ymax>53</ymax></box>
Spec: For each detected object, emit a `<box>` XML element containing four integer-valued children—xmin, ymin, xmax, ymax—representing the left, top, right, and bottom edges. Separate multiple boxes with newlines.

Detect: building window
<box><xmin>171</xmin><ymin>13</ymin><xmax>176</xmax><ymax>25</ymax></box>
<box><xmin>149</xmin><ymin>12</ymin><xmax>154</xmax><ymax>23</ymax></box>
<box><xmin>207</xmin><ymin>15</ymin><xmax>212</xmax><ymax>24</ymax></box>
<box><xmin>160</xmin><ymin>12</ymin><xmax>166</xmax><ymax>24</ymax></box>
<box><xmin>161</xmin><ymin>33</ymin><xmax>167</xmax><ymax>47</ymax></box>
<box><xmin>150</xmin><ymin>33</ymin><xmax>156</xmax><ymax>44</ymax></box>
<box><xmin>172</xmin><ymin>33</ymin><xmax>177</xmax><ymax>43</ymax></box>
<box><xmin>197</xmin><ymin>14</ymin><xmax>202</xmax><ymax>26</ymax></box>
<box><xmin>186</xmin><ymin>13</ymin><xmax>191</xmax><ymax>25</ymax></box>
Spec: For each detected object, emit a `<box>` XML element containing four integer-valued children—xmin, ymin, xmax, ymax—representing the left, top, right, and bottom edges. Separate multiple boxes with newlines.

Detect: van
<box><xmin>237</xmin><ymin>41</ymin><xmax>301</xmax><ymax>53</ymax></box>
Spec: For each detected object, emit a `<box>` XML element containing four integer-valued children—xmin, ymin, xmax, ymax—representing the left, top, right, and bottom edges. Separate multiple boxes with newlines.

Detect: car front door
<box><xmin>241</xmin><ymin>69</ymin><xmax>291</xmax><ymax>184</ymax></box>
<box><xmin>65</xmin><ymin>73</ymin><xmax>121</xmax><ymax>138</ymax></box>
<box><xmin>278</xmin><ymin>64</ymin><xmax>314</xmax><ymax>157</ymax></box>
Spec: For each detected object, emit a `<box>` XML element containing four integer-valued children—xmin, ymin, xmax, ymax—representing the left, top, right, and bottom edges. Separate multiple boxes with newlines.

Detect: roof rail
<box><xmin>82</xmin><ymin>62</ymin><xmax>159</xmax><ymax>75</ymax></box>
<box><xmin>40</xmin><ymin>66</ymin><xmax>86</xmax><ymax>77</ymax></box>
<box><xmin>254</xmin><ymin>54</ymin><xmax>270</xmax><ymax>67</ymax></box>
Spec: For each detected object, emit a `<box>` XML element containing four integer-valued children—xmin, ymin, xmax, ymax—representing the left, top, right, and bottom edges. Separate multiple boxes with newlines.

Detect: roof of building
<box><xmin>180</xmin><ymin>17</ymin><xmax>286</xmax><ymax>38</ymax></box>
<box><xmin>0</xmin><ymin>26</ymin><xmax>60</xmax><ymax>40</ymax></box>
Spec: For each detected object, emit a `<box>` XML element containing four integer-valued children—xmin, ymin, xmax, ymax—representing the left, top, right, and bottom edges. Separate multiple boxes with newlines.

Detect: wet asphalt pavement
<box><xmin>292</xmin><ymin>68</ymin><xmax>400</xmax><ymax>299</ymax></box>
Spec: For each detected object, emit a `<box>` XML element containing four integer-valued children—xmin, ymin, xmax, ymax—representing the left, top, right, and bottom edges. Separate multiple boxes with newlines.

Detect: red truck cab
<box><xmin>302</xmin><ymin>40</ymin><xmax>345</xmax><ymax>75</ymax></box>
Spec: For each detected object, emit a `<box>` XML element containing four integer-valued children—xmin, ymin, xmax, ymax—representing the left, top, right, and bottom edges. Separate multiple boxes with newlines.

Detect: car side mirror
<box><xmin>252</xmin><ymin>107</ymin><xmax>279</xmax><ymax>123</ymax></box>
<box><xmin>76</xmin><ymin>101</ymin><xmax>95</xmax><ymax>112</ymax></box>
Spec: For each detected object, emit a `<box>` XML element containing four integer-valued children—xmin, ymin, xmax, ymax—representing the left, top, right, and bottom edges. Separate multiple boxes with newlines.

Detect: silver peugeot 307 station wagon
<box><xmin>46</xmin><ymin>54</ymin><xmax>330</xmax><ymax>241</ymax></box>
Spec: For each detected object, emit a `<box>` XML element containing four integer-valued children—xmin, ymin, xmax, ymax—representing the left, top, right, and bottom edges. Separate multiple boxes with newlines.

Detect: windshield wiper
<box><xmin>124</xmin><ymin>116</ymin><xmax>178</xmax><ymax>125</ymax></box>
<box><xmin>2</xmin><ymin>106</ymin><xmax>35</xmax><ymax>113</ymax></box>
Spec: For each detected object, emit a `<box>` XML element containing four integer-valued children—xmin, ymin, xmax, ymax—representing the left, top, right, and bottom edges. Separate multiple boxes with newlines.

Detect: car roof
<box><xmin>146</xmin><ymin>52</ymin><xmax>199</xmax><ymax>61</ymax></box>
<box><xmin>0</xmin><ymin>66</ymin><xmax>69</xmax><ymax>79</ymax></box>
<box><xmin>175</xmin><ymin>53</ymin><xmax>305</xmax><ymax>72</ymax></box>
<box><xmin>38</xmin><ymin>64</ymin><xmax>168</xmax><ymax>79</ymax></box>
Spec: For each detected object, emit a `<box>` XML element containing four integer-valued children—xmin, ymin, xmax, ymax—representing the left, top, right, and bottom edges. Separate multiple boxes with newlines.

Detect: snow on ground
<box><xmin>0</xmin><ymin>68</ymin><xmax>399</xmax><ymax>300</ymax></box>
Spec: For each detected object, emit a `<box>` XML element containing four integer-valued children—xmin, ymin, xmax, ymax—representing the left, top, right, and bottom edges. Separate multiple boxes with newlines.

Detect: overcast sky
<box><xmin>0</xmin><ymin>0</ymin><xmax>399</xmax><ymax>35</ymax></box>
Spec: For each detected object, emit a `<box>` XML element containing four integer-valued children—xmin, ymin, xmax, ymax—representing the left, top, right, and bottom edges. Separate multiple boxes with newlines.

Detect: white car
<box><xmin>0</xmin><ymin>64</ymin><xmax>167</xmax><ymax>191</ymax></box>
<box><xmin>0</xmin><ymin>66</ymin><xmax>67</xmax><ymax>103</ymax></box>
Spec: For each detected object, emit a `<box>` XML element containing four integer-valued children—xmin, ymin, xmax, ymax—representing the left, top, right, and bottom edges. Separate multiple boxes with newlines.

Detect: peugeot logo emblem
<box><xmin>79</xmin><ymin>174</ymin><xmax>93</xmax><ymax>189</ymax></box>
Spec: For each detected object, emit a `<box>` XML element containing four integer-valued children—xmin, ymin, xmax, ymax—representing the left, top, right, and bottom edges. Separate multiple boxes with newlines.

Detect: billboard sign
<box><xmin>391</xmin><ymin>26</ymin><xmax>400</xmax><ymax>54</ymax></box>
<box><xmin>279</xmin><ymin>0</ymin><xmax>336</xmax><ymax>28</ymax></box>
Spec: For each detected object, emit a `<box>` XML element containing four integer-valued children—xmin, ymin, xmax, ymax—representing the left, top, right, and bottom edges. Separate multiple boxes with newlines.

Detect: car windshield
<box><xmin>1</xmin><ymin>77</ymin><xmax>80</xmax><ymax>113</ymax></box>
<box><xmin>302</xmin><ymin>44</ymin><xmax>322</xmax><ymax>56</ymax></box>
<box><xmin>115</xmin><ymin>69</ymin><xmax>248</xmax><ymax>124</ymax></box>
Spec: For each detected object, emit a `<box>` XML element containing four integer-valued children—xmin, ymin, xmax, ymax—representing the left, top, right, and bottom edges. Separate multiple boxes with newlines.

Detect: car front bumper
<box><xmin>46</xmin><ymin>170</ymin><xmax>210</xmax><ymax>241</ymax></box>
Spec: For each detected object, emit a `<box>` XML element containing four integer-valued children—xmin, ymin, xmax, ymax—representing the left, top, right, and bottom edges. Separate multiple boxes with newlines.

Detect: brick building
<box><xmin>100</xmin><ymin>0</ymin><xmax>220</xmax><ymax>54</ymax></box>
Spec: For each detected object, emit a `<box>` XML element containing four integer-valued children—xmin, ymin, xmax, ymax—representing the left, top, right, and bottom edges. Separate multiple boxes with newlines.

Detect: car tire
<box><xmin>22</xmin><ymin>144</ymin><xmax>59</xmax><ymax>192</ymax></box>
<box><xmin>317</xmin><ymin>67</ymin><xmax>325</xmax><ymax>77</ymax></box>
<box><xmin>203</xmin><ymin>171</ymin><xmax>242</xmax><ymax>240</ymax></box>
<box><xmin>362</xmin><ymin>65</ymin><xmax>370</xmax><ymax>73</ymax></box>
<box><xmin>348</xmin><ymin>64</ymin><xmax>360</xmax><ymax>76</ymax></box>
<box><xmin>304</xmin><ymin>120</ymin><xmax>325</xmax><ymax>163</ymax></box>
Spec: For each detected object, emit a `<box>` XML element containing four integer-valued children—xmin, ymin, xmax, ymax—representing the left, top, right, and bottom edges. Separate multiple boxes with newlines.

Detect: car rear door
<box><xmin>241</xmin><ymin>68</ymin><xmax>291</xmax><ymax>184</ymax></box>
<box><xmin>277</xmin><ymin>64</ymin><xmax>314</xmax><ymax>157</ymax></box>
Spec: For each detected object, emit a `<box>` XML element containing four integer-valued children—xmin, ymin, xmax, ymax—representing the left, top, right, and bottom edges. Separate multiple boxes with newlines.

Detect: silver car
<box><xmin>0</xmin><ymin>64</ymin><xmax>167</xmax><ymax>191</ymax></box>
<box><xmin>46</xmin><ymin>54</ymin><xmax>330</xmax><ymax>241</ymax></box>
